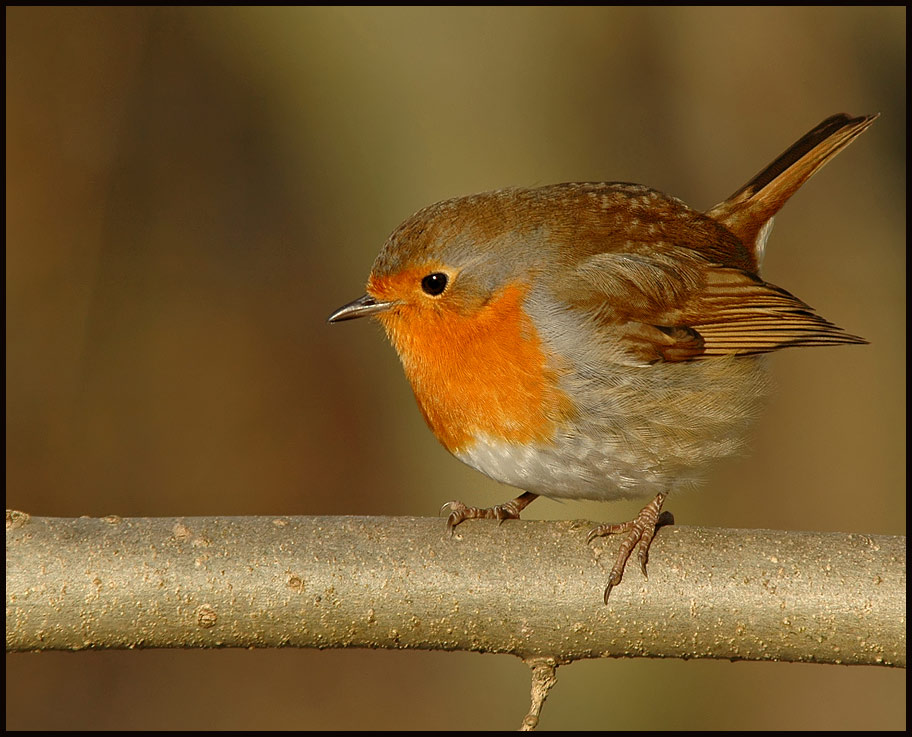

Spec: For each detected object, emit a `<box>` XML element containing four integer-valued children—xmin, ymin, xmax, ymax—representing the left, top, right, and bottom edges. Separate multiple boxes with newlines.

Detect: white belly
<box><xmin>456</xmin><ymin>432</ymin><xmax>678</xmax><ymax>502</ymax></box>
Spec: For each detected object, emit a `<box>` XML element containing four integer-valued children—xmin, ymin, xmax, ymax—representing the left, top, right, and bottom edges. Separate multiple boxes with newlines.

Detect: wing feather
<box><xmin>567</xmin><ymin>251</ymin><xmax>865</xmax><ymax>364</ymax></box>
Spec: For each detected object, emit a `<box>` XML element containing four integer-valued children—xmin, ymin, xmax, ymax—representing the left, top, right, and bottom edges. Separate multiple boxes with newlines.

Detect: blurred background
<box><xmin>6</xmin><ymin>6</ymin><xmax>904</xmax><ymax>730</ymax></box>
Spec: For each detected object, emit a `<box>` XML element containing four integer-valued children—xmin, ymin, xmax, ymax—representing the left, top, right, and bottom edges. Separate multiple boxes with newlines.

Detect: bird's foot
<box><xmin>587</xmin><ymin>492</ymin><xmax>673</xmax><ymax>603</ymax></box>
<box><xmin>442</xmin><ymin>491</ymin><xmax>539</xmax><ymax>535</ymax></box>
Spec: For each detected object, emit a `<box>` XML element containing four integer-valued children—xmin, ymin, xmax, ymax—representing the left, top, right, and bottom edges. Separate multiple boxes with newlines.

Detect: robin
<box><xmin>328</xmin><ymin>113</ymin><xmax>873</xmax><ymax>603</ymax></box>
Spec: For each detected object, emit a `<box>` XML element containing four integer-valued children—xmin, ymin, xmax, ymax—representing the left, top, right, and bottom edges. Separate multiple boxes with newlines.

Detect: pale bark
<box><xmin>6</xmin><ymin>511</ymin><xmax>905</xmax><ymax>669</ymax></box>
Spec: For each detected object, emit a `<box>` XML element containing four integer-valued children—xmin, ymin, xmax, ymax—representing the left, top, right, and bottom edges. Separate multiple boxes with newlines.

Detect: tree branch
<box><xmin>5</xmin><ymin>511</ymin><xmax>905</xmax><ymax>668</ymax></box>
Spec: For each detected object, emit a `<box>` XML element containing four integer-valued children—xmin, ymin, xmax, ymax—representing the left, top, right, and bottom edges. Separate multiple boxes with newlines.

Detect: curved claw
<box><xmin>637</xmin><ymin>541</ymin><xmax>651</xmax><ymax>577</ymax></box>
<box><xmin>587</xmin><ymin>521</ymin><xmax>627</xmax><ymax>545</ymax></box>
<box><xmin>442</xmin><ymin>501</ymin><xmax>469</xmax><ymax>536</ymax></box>
<box><xmin>588</xmin><ymin>492</ymin><xmax>669</xmax><ymax>603</ymax></box>
<box><xmin>494</xmin><ymin>500</ymin><xmax>520</xmax><ymax>524</ymax></box>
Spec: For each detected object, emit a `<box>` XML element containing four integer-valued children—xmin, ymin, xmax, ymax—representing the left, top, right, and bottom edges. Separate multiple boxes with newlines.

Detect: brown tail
<box><xmin>707</xmin><ymin>113</ymin><xmax>878</xmax><ymax>262</ymax></box>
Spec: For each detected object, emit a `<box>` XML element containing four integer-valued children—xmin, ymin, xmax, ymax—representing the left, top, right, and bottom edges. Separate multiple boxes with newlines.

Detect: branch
<box><xmin>6</xmin><ymin>511</ymin><xmax>905</xmax><ymax>668</ymax></box>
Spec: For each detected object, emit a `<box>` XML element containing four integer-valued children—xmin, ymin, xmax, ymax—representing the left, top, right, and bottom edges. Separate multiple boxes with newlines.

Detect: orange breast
<box><xmin>372</xmin><ymin>282</ymin><xmax>572</xmax><ymax>453</ymax></box>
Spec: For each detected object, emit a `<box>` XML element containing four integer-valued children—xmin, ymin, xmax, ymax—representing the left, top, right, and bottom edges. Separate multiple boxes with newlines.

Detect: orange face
<box><xmin>366</xmin><ymin>265</ymin><xmax>573</xmax><ymax>454</ymax></box>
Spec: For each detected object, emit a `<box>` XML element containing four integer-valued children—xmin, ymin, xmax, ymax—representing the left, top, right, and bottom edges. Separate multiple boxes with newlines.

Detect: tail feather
<box><xmin>707</xmin><ymin>113</ymin><xmax>878</xmax><ymax>263</ymax></box>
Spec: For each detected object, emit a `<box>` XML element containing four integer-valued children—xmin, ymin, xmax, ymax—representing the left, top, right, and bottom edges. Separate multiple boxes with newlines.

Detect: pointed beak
<box><xmin>327</xmin><ymin>294</ymin><xmax>397</xmax><ymax>323</ymax></box>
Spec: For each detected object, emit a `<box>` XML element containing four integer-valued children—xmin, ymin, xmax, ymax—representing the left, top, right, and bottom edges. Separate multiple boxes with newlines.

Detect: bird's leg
<box><xmin>587</xmin><ymin>492</ymin><xmax>672</xmax><ymax>603</ymax></box>
<box><xmin>442</xmin><ymin>491</ymin><xmax>539</xmax><ymax>534</ymax></box>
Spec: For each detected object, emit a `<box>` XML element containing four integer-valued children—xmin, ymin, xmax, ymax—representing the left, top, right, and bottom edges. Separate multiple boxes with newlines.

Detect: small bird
<box><xmin>329</xmin><ymin>113</ymin><xmax>874</xmax><ymax>603</ymax></box>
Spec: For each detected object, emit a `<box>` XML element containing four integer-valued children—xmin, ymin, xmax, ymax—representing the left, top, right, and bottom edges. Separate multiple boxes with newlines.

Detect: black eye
<box><xmin>421</xmin><ymin>272</ymin><xmax>448</xmax><ymax>296</ymax></box>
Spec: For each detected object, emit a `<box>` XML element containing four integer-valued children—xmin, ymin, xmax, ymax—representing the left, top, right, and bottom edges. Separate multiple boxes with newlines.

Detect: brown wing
<box><xmin>557</xmin><ymin>114</ymin><xmax>875</xmax><ymax>364</ymax></box>
<box><xmin>685</xmin><ymin>267</ymin><xmax>866</xmax><ymax>358</ymax></box>
<box><xmin>566</xmin><ymin>249</ymin><xmax>865</xmax><ymax>365</ymax></box>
